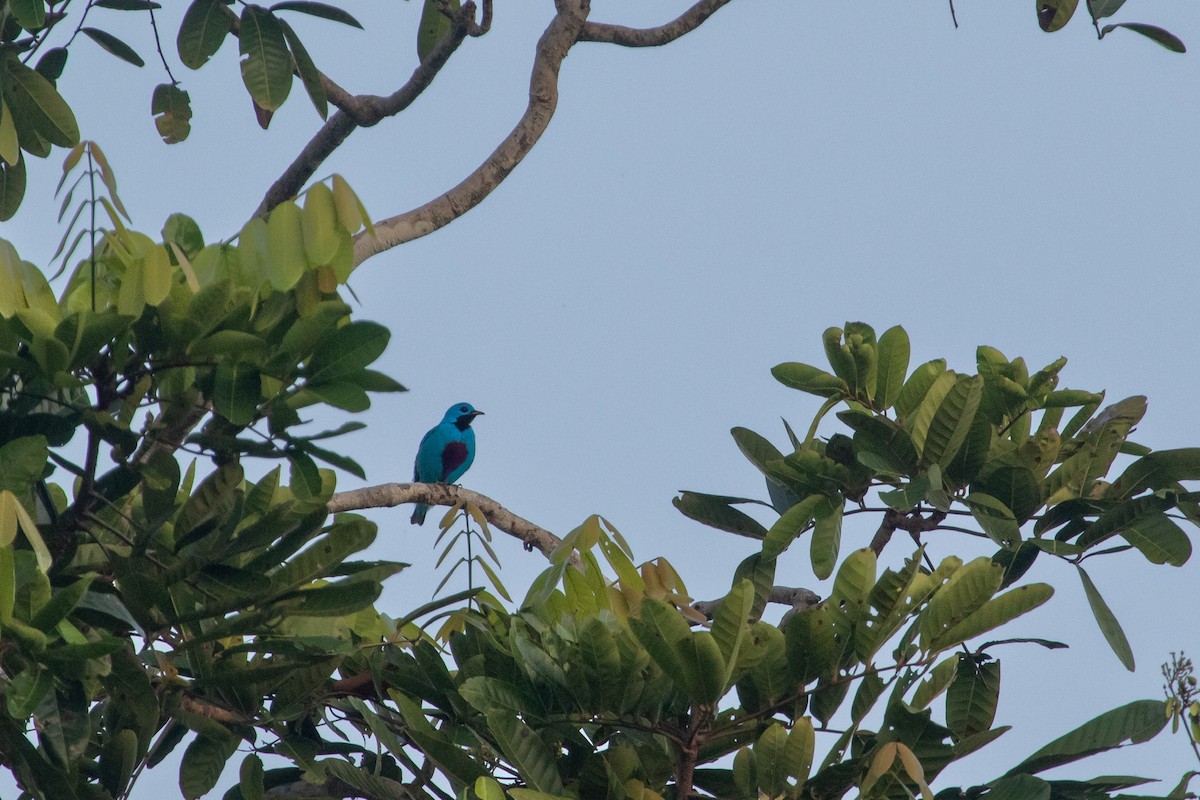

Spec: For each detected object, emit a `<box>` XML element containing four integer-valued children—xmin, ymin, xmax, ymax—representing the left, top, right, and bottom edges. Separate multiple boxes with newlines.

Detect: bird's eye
<box><xmin>460</xmin><ymin>405</ymin><xmax>469</xmax><ymax>413</ymax></box>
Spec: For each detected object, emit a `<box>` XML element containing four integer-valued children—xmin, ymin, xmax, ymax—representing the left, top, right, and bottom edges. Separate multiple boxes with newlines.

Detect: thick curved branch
<box><xmin>256</xmin><ymin>2</ymin><xmax>483</xmax><ymax>217</ymax></box>
<box><xmin>352</xmin><ymin>0</ymin><xmax>588</xmax><ymax>264</ymax></box>
<box><xmin>578</xmin><ymin>0</ymin><xmax>733</xmax><ymax>47</ymax></box>
<box><xmin>694</xmin><ymin>585</ymin><xmax>820</xmax><ymax>620</ymax></box>
<box><xmin>329</xmin><ymin>482</ymin><xmax>563</xmax><ymax>557</ymax></box>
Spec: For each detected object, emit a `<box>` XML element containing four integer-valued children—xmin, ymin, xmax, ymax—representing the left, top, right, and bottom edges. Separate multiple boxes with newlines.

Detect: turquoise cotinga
<box><xmin>410</xmin><ymin>402</ymin><xmax>483</xmax><ymax>525</ymax></box>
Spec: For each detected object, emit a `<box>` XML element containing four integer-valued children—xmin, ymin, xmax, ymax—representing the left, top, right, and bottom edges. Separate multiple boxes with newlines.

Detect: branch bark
<box><xmin>350</xmin><ymin>0</ymin><xmax>735</xmax><ymax>264</ymax></box>
<box><xmin>351</xmin><ymin>0</ymin><xmax>590</xmax><ymax>263</ymax></box>
<box><xmin>329</xmin><ymin>482</ymin><xmax>563</xmax><ymax>558</ymax></box>
<box><xmin>578</xmin><ymin>0</ymin><xmax>733</xmax><ymax>47</ymax></box>
<box><xmin>256</xmin><ymin>1</ymin><xmax>485</xmax><ymax>218</ymax></box>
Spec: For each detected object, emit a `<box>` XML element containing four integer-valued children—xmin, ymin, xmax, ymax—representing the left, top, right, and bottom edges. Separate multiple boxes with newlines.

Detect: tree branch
<box><xmin>694</xmin><ymin>585</ymin><xmax>820</xmax><ymax>620</ymax></box>
<box><xmin>256</xmin><ymin>2</ymin><xmax>482</xmax><ymax>217</ymax></box>
<box><xmin>351</xmin><ymin>0</ymin><xmax>590</xmax><ymax>264</ymax></box>
<box><xmin>329</xmin><ymin>482</ymin><xmax>563</xmax><ymax>558</ymax></box>
<box><xmin>577</xmin><ymin>0</ymin><xmax>733</xmax><ymax>47</ymax></box>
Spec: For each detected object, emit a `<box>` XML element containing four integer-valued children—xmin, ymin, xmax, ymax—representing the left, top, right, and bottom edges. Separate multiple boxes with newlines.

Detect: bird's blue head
<box><xmin>443</xmin><ymin>402</ymin><xmax>484</xmax><ymax>430</ymax></box>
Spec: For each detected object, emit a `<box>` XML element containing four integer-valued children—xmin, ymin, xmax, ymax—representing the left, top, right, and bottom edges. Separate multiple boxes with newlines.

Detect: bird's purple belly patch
<box><xmin>441</xmin><ymin>441</ymin><xmax>469</xmax><ymax>479</ymax></box>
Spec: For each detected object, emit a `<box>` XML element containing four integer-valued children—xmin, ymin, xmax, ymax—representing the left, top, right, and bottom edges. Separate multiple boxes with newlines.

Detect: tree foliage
<box><xmin>0</xmin><ymin>1</ymin><xmax>1196</xmax><ymax>798</ymax></box>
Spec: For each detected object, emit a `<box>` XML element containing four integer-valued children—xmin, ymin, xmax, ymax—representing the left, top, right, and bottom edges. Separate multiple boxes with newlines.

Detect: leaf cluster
<box><xmin>680</xmin><ymin>323</ymin><xmax>1198</xmax><ymax>672</ymax></box>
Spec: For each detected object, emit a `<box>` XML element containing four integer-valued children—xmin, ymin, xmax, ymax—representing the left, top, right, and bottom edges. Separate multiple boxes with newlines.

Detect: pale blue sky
<box><xmin>5</xmin><ymin>1</ymin><xmax>1200</xmax><ymax>796</ymax></box>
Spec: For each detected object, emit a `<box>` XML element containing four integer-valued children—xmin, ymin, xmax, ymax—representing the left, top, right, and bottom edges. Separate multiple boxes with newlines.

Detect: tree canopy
<box><xmin>0</xmin><ymin>1</ymin><xmax>1197</xmax><ymax>799</ymax></box>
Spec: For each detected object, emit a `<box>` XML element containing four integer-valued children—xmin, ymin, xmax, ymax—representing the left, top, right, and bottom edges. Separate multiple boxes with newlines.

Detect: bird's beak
<box><xmin>471</xmin><ymin>410</ymin><xmax>485</xmax><ymax>418</ymax></box>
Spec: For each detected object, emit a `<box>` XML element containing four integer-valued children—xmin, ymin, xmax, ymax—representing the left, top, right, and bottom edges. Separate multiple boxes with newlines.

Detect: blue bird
<box><xmin>410</xmin><ymin>402</ymin><xmax>484</xmax><ymax>525</ymax></box>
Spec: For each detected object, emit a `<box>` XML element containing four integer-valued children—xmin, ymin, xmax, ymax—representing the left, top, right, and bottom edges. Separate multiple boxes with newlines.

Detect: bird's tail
<box><xmin>411</xmin><ymin>503</ymin><xmax>428</xmax><ymax>525</ymax></box>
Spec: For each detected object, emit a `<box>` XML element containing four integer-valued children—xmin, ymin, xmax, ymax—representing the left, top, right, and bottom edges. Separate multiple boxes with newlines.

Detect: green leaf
<box><xmin>307</xmin><ymin>320</ymin><xmax>390</xmax><ymax>382</ymax></box>
<box><xmin>1076</xmin><ymin>565</ymin><xmax>1133</xmax><ymax>671</ymax></box>
<box><xmin>6</xmin><ymin>668</ymin><xmax>53</xmax><ymax>719</ymax></box>
<box><xmin>3</xmin><ymin>58</ymin><xmax>80</xmax><ymax>147</ymax></box>
<box><xmin>278</xmin><ymin>19</ymin><xmax>328</xmax><ymax>120</ymax></box>
<box><xmin>964</xmin><ymin>493</ymin><xmax>1021</xmax><ymax>550</ymax></box>
<box><xmin>270</xmin><ymin>1</ymin><xmax>363</xmax><ymax>27</ymax></box>
<box><xmin>178</xmin><ymin>0</ymin><xmax>232</xmax><ymax>68</ymax></box>
<box><xmin>986</xmin><ymin>774</ymin><xmax>1050</xmax><ymax>800</ymax></box>
<box><xmin>762</xmin><ymin>493</ymin><xmax>823</xmax><ymax>560</ymax></box>
<box><xmin>239</xmin><ymin>754</ymin><xmax>265</xmax><ymax>800</ymax></box>
<box><xmin>212</xmin><ymin>361</ymin><xmax>261</xmax><ymax>426</ymax></box>
<box><xmin>265</xmin><ymin>199</ymin><xmax>308</xmax><ymax>289</ymax></box>
<box><xmin>933</xmin><ymin>583</ymin><xmax>1052</xmax><ymax>652</ymax></box>
<box><xmin>784</xmin><ymin>604</ymin><xmax>841</xmax><ymax>687</ymax></box>
<box><xmin>672</xmin><ymin>491</ymin><xmax>768</xmax><ymax>539</ymax></box>
<box><xmin>895</xmin><ymin>358</ymin><xmax>947</xmax><ymax>421</ymax></box>
<box><xmin>0</xmin><ymin>156</ymin><xmax>25</xmax><ymax>220</ymax></box>
<box><xmin>837</xmin><ymin>411</ymin><xmax>918</xmax><ymax>475</ymax></box>
<box><xmin>1101</xmin><ymin>22</ymin><xmax>1186</xmax><ymax>52</ymax></box>
<box><xmin>1038</xmin><ymin>0</ymin><xmax>1077</xmax><ymax>32</ymax></box>
<box><xmin>301</xmin><ymin>380</ymin><xmax>370</xmax><ymax>412</ymax></box>
<box><xmin>270</xmin><ymin>518</ymin><xmax>375</xmax><ymax>593</ymax></box>
<box><xmin>0</xmin><ymin>100</ymin><xmax>20</xmax><ymax>166</ymax></box>
<box><xmin>711</xmin><ymin>580</ymin><xmax>753</xmax><ymax>687</ymax></box>
<box><xmin>1117</xmin><ymin>513</ymin><xmax>1192</xmax><ymax>566</ymax></box>
<box><xmin>874</xmin><ymin>325</ymin><xmax>910</xmax><ymax>411</ymax></box>
<box><xmin>946</xmin><ymin>657</ymin><xmax>1000</xmax><ymax>740</ymax></box>
<box><xmin>755</xmin><ymin>723</ymin><xmax>790</xmax><ymax>798</ymax></box>
<box><xmin>731</xmin><ymin>426</ymin><xmax>785</xmax><ymax>475</ymax></box>
<box><xmin>1006</xmin><ymin>699</ymin><xmax>1168</xmax><ymax>775</ymax></box>
<box><xmin>771</xmin><ymin>361</ymin><xmax>847</xmax><ymax>399</ymax></box>
<box><xmin>919</xmin><ymin>556</ymin><xmax>1000</xmax><ymax>651</ymax></box>
<box><xmin>810</xmin><ymin>495</ymin><xmax>842</xmax><ymax>580</ymax></box>
<box><xmin>81</xmin><ymin>28</ymin><xmax>146</xmax><ymax>67</ymax></box>
<box><xmin>179</xmin><ymin>733</ymin><xmax>239</xmax><ymax>800</ymax></box>
<box><xmin>301</xmin><ymin>182</ymin><xmax>340</xmax><ymax>265</ymax></box>
<box><xmin>417</xmin><ymin>0</ymin><xmax>460</xmax><ymax>62</ymax></box>
<box><xmin>151</xmin><ymin>83</ymin><xmax>192</xmax><ymax>144</ymax></box>
<box><xmin>239</xmin><ymin>5</ymin><xmax>293</xmax><ymax>111</ymax></box>
<box><xmin>975</xmin><ymin>465</ymin><xmax>1042</xmax><ymax>522</ymax></box>
<box><xmin>281</xmin><ymin>579</ymin><xmax>383</xmax><ymax>616</ymax></box>
<box><xmin>1088</xmin><ymin>0</ymin><xmax>1126</xmax><ymax>19</ymax></box>
<box><xmin>1110</xmin><ymin>448</ymin><xmax>1200</xmax><ymax>498</ymax></box>
<box><xmin>912</xmin><ymin>654</ymin><xmax>958</xmax><ymax>710</ymax></box>
<box><xmin>10</xmin><ymin>0</ymin><xmax>46</xmax><ymax>29</ymax></box>
<box><xmin>485</xmin><ymin>709</ymin><xmax>565</xmax><ymax>793</ymax></box>
<box><xmin>920</xmin><ymin>375</ymin><xmax>982</xmax><ymax>467</ymax></box>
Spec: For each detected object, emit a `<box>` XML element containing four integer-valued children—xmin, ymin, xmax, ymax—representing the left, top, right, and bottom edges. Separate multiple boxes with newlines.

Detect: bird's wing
<box><xmin>414</xmin><ymin>425</ymin><xmax>450</xmax><ymax>482</ymax></box>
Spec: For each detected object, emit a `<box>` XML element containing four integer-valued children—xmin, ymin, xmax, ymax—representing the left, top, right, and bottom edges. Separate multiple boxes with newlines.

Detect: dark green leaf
<box><xmin>946</xmin><ymin>657</ymin><xmax>1000</xmax><ymax>740</ymax></box>
<box><xmin>307</xmin><ymin>320</ymin><xmax>389</xmax><ymax>382</ymax></box>
<box><xmin>239</xmin><ymin>5</ymin><xmax>293</xmax><ymax>110</ymax></box>
<box><xmin>5</xmin><ymin>57</ymin><xmax>80</xmax><ymax>147</ymax></box>
<box><xmin>837</xmin><ymin>411</ymin><xmax>918</xmax><ymax>475</ymax></box>
<box><xmin>180</xmin><ymin>734</ymin><xmax>239</xmax><ymax>800</ymax></box>
<box><xmin>81</xmin><ymin>27</ymin><xmax>146</xmax><ymax>67</ymax></box>
<box><xmin>1100</xmin><ymin>22</ymin><xmax>1186</xmax><ymax>52</ymax></box>
<box><xmin>770</xmin><ymin>362</ymin><xmax>847</xmax><ymax>398</ymax></box>
<box><xmin>0</xmin><ymin>156</ymin><xmax>25</xmax><ymax>220</ymax></box>
<box><xmin>212</xmin><ymin>361</ymin><xmax>261</xmax><ymax>425</ymax></box>
<box><xmin>673</xmin><ymin>491</ymin><xmax>768</xmax><ymax>539</ymax></box>
<box><xmin>1076</xmin><ymin>565</ymin><xmax>1133</xmax><ymax>671</ymax></box>
<box><xmin>278</xmin><ymin>19</ymin><xmax>327</xmax><ymax>120</ymax></box>
<box><xmin>178</xmin><ymin>0</ymin><xmax>233</xmax><ymax>69</ymax></box>
<box><xmin>417</xmin><ymin>0</ymin><xmax>459</xmax><ymax>61</ymax></box>
<box><xmin>1088</xmin><ymin>0</ymin><xmax>1126</xmax><ymax>18</ymax></box>
<box><xmin>874</xmin><ymin>325</ymin><xmax>910</xmax><ymax>411</ymax></box>
<box><xmin>1038</xmin><ymin>0</ymin><xmax>1078</xmax><ymax>32</ymax></box>
<box><xmin>986</xmin><ymin>774</ymin><xmax>1050</xmax><ymax>800</ymax></box>
<box><xmin>10</xmin><ymin>0</ymin><xmax>46</xmax><ymax>29</ymax></box>
<box><xmin>95</xmin><ymin>0</ymin><xmax>163</xmax><ymax>9</ymax></box>
<box><xmin>151</xmin><ymin>83</ymin><xmax>193</xmax><ymax>144</ymax></box>
<box><xmin>35</xmin><ymin>48</ymin><xmax>69</xmax><ymax>82</ymax></box>
<box><xmin>1006</xmin><ymin>699</ymin><xmax>1167</xmax><ymax>775</ymax></box>
<box><xmin>270</xmin><ymin>1</ymin><xmax>363</xmax><ymax>27</ymax></box>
